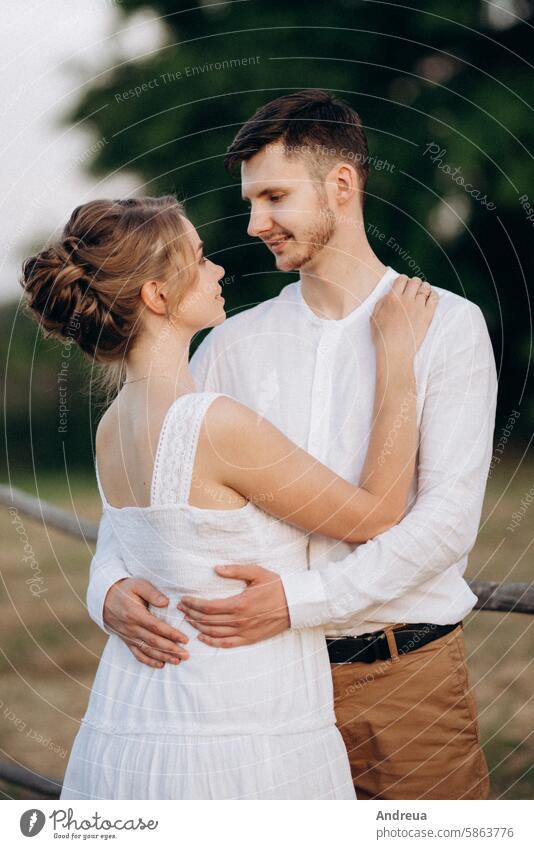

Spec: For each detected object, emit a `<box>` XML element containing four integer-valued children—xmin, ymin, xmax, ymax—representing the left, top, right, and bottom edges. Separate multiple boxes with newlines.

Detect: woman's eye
<box><xmin>199</xmin><ymin>255</ymin><xmax>207</xmax><ymax>265</ymax></box>
<box><xmin>270</xmin><ymin>195</ymin><xmax>283</xmax><ymax>203</ymax></box>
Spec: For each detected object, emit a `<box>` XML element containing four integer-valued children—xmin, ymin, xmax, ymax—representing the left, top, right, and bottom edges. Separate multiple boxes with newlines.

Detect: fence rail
<box><xmin>2</xmin><ymin>484</ymin><xmax>533</xmax><ymax>799</ymax></box>
<box><xmin>1</xmin><ymin>484</ymin><xmax>99</xmax><ymax>541</ymax></box>
<box><xmin>0</xmin><ymin>762</ymin><xmax>61</xmax><ymax>799</ymax></box>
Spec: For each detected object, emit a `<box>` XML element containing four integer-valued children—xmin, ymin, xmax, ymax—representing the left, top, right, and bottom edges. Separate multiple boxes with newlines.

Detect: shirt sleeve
<box><xmin>85</xmin><ymin>329</ymin><xmax>222</xmax><ymax>635</ymax></box>
<box><xmin>86</xmin><ymin>511</ymin><xmax>131</xmax><ymax>635</ymax></box>
<box><xmin>280</xmin><ymin>300</ymin><xmax>498</xmax><ymax>630</ymax></box>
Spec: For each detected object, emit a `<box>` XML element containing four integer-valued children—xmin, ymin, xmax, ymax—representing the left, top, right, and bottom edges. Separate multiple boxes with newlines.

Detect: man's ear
<box><xmin>329</xmin><ymin>162</ymin><xmax>360</xmax><ymax>207</ymax></box>
<box><xmin>139</xmin><ymin>279</ymin><xmax>168</xmax><ymax>316</ymax></box>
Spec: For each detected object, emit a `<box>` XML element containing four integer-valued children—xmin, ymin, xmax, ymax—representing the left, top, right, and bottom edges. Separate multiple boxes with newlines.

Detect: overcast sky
<box><xmin>1</xmin><ymin>0</ymin><xmax>166</xmax><ymax>303</ymax></box>
<box><xmin>1</xmin><ymin>1</ymin><xmax>521</xmax><ymax>305</ymax></box>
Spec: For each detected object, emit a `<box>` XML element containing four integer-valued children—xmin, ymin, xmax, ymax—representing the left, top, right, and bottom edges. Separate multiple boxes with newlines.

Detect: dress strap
<box><xmin>151</xmin><ymin>392</ymin><xmax>225</xmax><ymax>507</ymax></box>
<box><xmin>94</xmin><ymin>457</ymin><xmax>109</xmax><ymax>507</ymax></box>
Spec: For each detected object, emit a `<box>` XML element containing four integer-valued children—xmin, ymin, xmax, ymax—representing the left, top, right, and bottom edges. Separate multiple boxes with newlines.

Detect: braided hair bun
<box><xmin>20</xmin><ymin>196</ymin><xmax>191</xmax><ymax>363</ymax></box>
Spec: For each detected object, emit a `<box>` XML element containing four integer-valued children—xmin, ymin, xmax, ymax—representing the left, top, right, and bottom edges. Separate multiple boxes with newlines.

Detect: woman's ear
<box><xmin>139</xmin><ymin>279</ymin><xmax>168</xmax><ymax>316</ymax></box>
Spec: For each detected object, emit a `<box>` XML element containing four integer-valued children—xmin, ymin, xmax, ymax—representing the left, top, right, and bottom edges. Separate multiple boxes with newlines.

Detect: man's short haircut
<box><xmin>224</xmin><ymin>89</ymin><xmax>370</xmax><ymax>201</ymax></box>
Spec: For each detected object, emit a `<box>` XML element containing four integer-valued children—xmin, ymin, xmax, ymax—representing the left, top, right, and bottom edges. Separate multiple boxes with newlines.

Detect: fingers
<box><xmin>214</xmin><ymin>564</ymin><xmax>264</xmax><ymax>581</ymax></box>
<box><xmin>415</xmin><ymin>281</ymin><xmax>432</xmax><ymax>298</ymax></box>
<box><xmin>139</xmin><ymin>645</ymin><xmax>184</xmax><ymax>664</ymax></box>
<box><xmin>129</xmin><ymin>640</ymin><xmax>184</xmax><ymax>665</ymax></box>
<box><xmin>136</xmin><ymin>609</ymin><xmax>189</xmax><ymax>644</ymax></box>
<box><xmin>386</xmin><ymin>275</ymin><xmax>434</xmax><ymax>304</ymax></box>
<box><xmin>187</xmin><ymin>623</ymin><xmax>239</xmax><ymax>637</ymax></box>
<box><xmin>129</xmin><ymin>625</ymin><xmax>190</xmax><ymax>659</ymax></box>
<box><xmin>180</xmin><ymin>606</ymin><xmax>240</xmax><ymax>626</ymax></box>
<box><xmin>197</xmin><ymin>634</ymin><xmax>244</xmax><ymax>648</ymax></box>
<box><xmin>426</xmin><ymin>291</ymin><xmax>439</xmax><ymax>311</ymax></box>
<box><xmin>403</xmin><ymin>277</ymin><xmax>424</xmax><ymax>299</ymax></box>
<box><xmin>128</xmin><ymin>644</ymin><xmax>165</xmax><ymax>669</ymax></box>
<box><xmin>112</xmin><ymin>579</ymin><xmax>188</xmax><ymax>644</ymax></box>
<box><xmin>392</xmin><ymin>274</ymin><xmax>409</xmax><ymax>295</ymax></box>
<box><xmin>402</xmin><ymin>278</ymin><xmax>436</xmax><ymax>310</ymax></box>
<box><xmin>179</xmin><ymin>596</ymin><xmax>241</xmax><ymax>615</ymax></box>
<box><xmin>130</xmin><ymin>578</ymin><xmax>170</xmax><ymax>608</ymax></box>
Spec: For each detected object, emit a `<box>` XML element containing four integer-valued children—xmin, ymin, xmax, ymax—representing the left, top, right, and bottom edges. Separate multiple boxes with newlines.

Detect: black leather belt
<box><xmin>326</xmin><ymin>622</ymin><xmax>461</xmax><ymax>665</ymax></box>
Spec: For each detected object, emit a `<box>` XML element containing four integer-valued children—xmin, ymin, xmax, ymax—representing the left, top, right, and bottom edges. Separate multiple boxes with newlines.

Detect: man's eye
<box><xmin>270</xmin><ymin>195</ymin><xmax>283</xmax><ymax>202</ymax></box>
<box><xmin>199</xmin><ymin>255</ymin><xmax>207</xmax><ymax>265</ymax></box>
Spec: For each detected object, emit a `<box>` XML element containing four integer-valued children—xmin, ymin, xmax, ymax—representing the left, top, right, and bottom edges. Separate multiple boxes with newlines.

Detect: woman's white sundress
<box><xmin>60</xmin><ymin>392</ymin><xmax>356</xmax><ymax>800</ymax></box>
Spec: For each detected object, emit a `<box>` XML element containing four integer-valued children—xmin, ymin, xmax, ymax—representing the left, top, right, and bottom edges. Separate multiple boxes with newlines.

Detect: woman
<box><xmin>21</xmin><ymin>196</ymin><xmax>437</xmax><ymax>800</ymax></box>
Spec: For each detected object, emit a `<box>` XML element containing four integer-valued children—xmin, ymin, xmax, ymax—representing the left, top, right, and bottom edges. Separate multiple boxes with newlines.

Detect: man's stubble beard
<box><xmin>285</xmin><ymin>193</ymin><xmax>337</xmax><ymax>271</ymax></box>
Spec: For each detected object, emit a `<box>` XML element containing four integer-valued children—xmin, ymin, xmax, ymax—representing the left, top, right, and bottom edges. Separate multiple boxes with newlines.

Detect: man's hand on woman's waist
<box><xmin>178</xmin><ymin>564</ymin><xmax>290</xmax><ymax>647</ymax></box>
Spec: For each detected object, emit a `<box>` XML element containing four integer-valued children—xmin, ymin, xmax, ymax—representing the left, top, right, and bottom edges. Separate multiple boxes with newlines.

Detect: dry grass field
<box><xmin>1</xmin><ymin>457</ymin><xmax>532</xmax><ymax>799</ymax></box>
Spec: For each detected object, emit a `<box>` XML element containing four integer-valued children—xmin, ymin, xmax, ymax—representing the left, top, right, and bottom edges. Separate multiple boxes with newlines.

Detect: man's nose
<box><xmin>247</xmin><ymin>208</ymin><xmax>272</xmax><ymax>238</ymax></box>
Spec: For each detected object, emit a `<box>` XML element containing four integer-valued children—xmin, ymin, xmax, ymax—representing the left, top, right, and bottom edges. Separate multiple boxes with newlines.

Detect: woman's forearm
<box><xmin>359</xmin><ymin>349</ymin><xmax>418</xmax><ymax>526</ymax></box>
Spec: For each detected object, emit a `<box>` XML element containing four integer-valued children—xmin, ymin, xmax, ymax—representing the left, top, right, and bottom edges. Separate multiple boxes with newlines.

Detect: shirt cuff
<box><xmin>86</xmin><ymin>558</ymin><xmax>130</xmax><ymax>636</ymax></box>
<box><xmin>280</xmin><ymin>569</ymin><xmax>328</xmax><ymax>630</ymax></box>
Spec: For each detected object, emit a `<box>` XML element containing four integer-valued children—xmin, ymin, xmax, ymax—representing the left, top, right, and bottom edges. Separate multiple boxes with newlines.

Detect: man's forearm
<box><xmin>281</xmin><ymin>476</ymin><xmax>487</xmax><ymax>630</ymax></box>
<box><xmin>360</xmin><ymin>350</ymin><xmax>417</xmax><ymax>522</ymax></box>
<box><xmin>86</xmin><ymin>510</ymin><xmax>131</xmax><ymax>634</ymax></box>
<box><xmin>87</xmin><ymin>554</ymin><xmax>131</xmax><ymax>634</ymax></box>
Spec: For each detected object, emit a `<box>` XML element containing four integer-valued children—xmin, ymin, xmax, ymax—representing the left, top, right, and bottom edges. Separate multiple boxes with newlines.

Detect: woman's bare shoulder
<box><xmin>204</xmin><ymin>395</ymin><xmax>259</xmax><ymax>438</ymax></box>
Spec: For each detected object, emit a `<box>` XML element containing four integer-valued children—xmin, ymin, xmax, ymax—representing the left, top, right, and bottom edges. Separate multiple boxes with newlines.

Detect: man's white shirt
<box><xmin>87</xmin><ymin>266</ymin><xmax>497</xmax><ymax>637</ymax></box>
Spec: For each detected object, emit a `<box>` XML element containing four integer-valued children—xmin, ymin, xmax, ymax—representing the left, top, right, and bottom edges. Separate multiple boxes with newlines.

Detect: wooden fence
<box><xmin>1</xmin><ymin>484</ymin><xmax>533</xmax><ymax>799</ymax></box>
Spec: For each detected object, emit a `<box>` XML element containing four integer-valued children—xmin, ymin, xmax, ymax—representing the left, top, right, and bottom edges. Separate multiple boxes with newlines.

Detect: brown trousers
<box><xmin>331</xmin><ymin>624</ymin><xmax>490</xmax><ymax>800</ymax></box>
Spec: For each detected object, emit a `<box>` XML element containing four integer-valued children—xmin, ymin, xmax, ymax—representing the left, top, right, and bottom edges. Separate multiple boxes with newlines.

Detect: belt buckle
<box><xmin>362</xmin><ymin>631</ymin><xmax>390</xmax><ymax>663</ymax></box>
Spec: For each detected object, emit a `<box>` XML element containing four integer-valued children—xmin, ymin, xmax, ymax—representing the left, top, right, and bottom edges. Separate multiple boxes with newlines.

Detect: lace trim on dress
<box><xmin>151</xmin><ymin>392</ymin><xmax>223</xmax><ymax>507</ymax></box>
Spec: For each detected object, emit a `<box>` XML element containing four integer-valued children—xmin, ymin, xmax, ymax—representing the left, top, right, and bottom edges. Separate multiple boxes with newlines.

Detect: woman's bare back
<box><xmin>95</xmin><ymin>390</ymin><xmax>246</xmax><ymax>511</ymax></box>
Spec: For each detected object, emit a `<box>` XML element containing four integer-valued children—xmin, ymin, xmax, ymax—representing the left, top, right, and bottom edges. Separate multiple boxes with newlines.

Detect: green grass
<box><xmin>1</xmin><ymin>459</ymin><xmax>533</xmax><ymax>799</ymax></box>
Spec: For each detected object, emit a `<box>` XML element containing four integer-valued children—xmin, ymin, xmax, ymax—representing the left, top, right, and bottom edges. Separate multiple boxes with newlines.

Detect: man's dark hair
<box><xmin>224</xmin><ymin>89</ymin><xmax>370</xmax><ymax>200</ymax></box>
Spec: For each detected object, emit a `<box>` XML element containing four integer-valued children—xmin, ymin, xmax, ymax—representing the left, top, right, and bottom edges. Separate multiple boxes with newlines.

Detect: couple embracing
<box><xmin>22</xmin><ymin>90</ymin><xmax>497</xmax><ymax>800</ymax></box>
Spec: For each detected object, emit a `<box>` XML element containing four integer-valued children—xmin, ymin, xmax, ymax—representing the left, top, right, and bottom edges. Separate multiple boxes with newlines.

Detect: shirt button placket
<box><xmin>309</xmin><ymin>325</ymin><xmax>338</xmax><ymax>460</ymax></box>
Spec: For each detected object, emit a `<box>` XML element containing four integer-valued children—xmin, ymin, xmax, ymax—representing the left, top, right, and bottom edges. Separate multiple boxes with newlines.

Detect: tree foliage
<box><xmin>4</xmin><ymin>0</ymin><xmax>533</xmax><ymax>474</ymax></box>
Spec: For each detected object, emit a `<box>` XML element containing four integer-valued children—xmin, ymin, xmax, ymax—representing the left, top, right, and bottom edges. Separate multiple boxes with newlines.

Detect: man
<box><xmin>87</xmin><ymin>90</ymin><xmax>497</xmax><ymax>799</ymax></box>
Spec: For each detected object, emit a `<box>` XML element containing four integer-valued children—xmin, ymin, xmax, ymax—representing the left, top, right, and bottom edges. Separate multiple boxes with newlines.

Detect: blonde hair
<box><xmin>20</xmin><ymin>196</ymin><xmax>195</xmax><ymax>392</ymax></box>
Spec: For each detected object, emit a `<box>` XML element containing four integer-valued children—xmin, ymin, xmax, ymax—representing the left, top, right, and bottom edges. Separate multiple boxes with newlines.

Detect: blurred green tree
<box><xmin>4</xmin><ymin>0</ymin><xmax>533</xmax><ymax>476</ymax></box>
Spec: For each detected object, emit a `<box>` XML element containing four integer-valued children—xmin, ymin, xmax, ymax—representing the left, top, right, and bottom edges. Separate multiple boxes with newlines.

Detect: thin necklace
<box><xmin>123</xmin><ymin>375</ymin><xmax>175</xmax><ymax>385</ymax></box>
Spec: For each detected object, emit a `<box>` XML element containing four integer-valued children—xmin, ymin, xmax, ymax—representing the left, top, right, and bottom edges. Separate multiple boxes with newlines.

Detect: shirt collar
<box><xmin>290</xmin><ymin>266</ymin><xmax>397</xmax><ymax>328</ymax></box>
